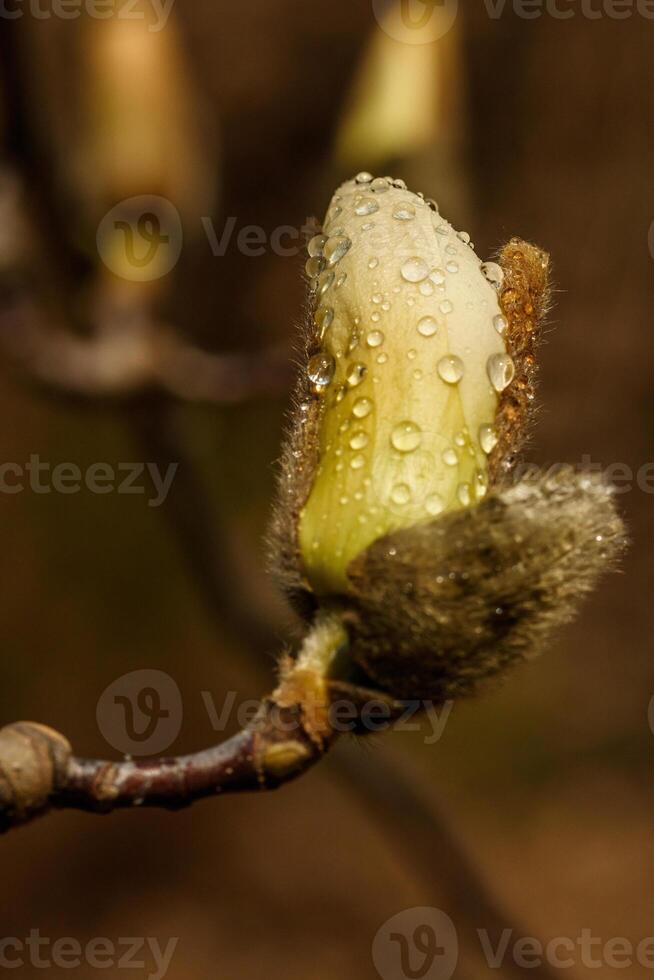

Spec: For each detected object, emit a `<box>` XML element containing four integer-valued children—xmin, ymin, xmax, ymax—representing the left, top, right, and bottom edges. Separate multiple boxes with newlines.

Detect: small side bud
<box><xmin>0</xmin><ymin>722</ymin><xmax>72</xmax><ymax>829</ymax></box>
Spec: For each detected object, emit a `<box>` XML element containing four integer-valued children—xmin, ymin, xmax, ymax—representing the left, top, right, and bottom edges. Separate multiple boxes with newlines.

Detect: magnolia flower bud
<box><xmin>268</xmin><ymin>174</ymin><xmax>625</xmax><ymax>703</ymax></box>
<box><xmin>299</xmin><ymin>175</ymin><xmax>509</xmax><ymax>594</ymax></box>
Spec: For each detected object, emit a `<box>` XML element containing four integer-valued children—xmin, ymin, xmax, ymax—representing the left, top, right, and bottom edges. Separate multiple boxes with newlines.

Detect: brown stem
<box><xmin>0</xmin><ymin>700</ymin><xmax>331</xmax><ymax>833</ymax></box>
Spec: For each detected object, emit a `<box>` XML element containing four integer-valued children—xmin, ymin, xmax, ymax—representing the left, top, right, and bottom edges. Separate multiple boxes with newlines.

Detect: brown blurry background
<box><xmin>0</xmin><ymin>1</ymin><xmax>652</xmax><ymax>978</ymax></box>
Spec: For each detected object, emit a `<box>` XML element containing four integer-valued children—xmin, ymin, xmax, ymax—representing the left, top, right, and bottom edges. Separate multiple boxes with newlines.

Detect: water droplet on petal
<box><xmin>417</xmin><ymin>316</ymin><xmax>439</xmax><ymax>338</ymax></box>
<box><xmin>376</xmin><ymin>352</ymin><xmax>388</xmax><ymax>365</ymax></box>
<box><xmin>308</xmin><ymin>235</ymin><xmax>327</xmax><ymax>258</ymax></box>
<box><xmin>479</xmin><ymin>424</ymin><xmax>499</xmax><ymax>454</ymax></box>
<box><xmin>307</xmin><ymin>353</ymin><xmax>335</xmax><ymax>388</ymax></box>
<box><xmin>350</xmin><ymin>454</ymin><xmax>366</xmax><ymax>470</ymax></box>
<box><xmin>366</xmin><ymin>330</ymin><xmax>384</xmax><ymax>348</ymax></box>
<box><xmin>430</xmin><ymin>269</ymin><xmax>446</xmax><ymax>286</ymax></box>
<box><xmin>439</xmin><ymin>300</ymin><xmax>454</xmax><ymax>315</ymax></box>
<box><xmin>371</xmin><ymin>177</ymin><xmax>390</xmax><ymax>193</ymax></box>
<box><xmin>443</xmin><ymin>448</ymin><xmax>458</xmax><ymax>466</ymax></box>
<box><xmin>336</xmin><ymin>272</ymin><xmax>348</xmax><ymax>288</ymax></box>
<box><xmin>355</xmin><ymin>198</ymin><xmax>379</xmax><ymax>217</ymax></box>
<box><xmin>457</xmin><ymin>483</ymin><xmax>472</xmax><ymax>506</ymax></box>
<box><xmin>481</xmin><ymin>262</ymin><xmax>505</xmax><ymax>288</ymax></box>
<box><xmin>305</xmin><ymin>256</ymin><xmax>323</xmax><ymax>278</ymax></box>
<box><xmin>425</xmin><ymin>493</ymin><xmax>444</xmax><ymax>516</ymax></box>
<box><xmin>349</xmin><ymin>431</ymin><xmax>368</xmax><ymax>450</ymax></box>
<box><xmin>493</xmin><ymin>314</ymin><xmax>508</xmax><ymax>335</ymax></box>
<box><xmin>368</xmin><ymin>257</ymin><xmax>380</xmax><ymax>269</ymax></box>
<box><xmin>487</xmin><ymin>353</ymin><xmax>515</xmax><ymax>392</ymax></box>
<box><xmin>318</xmin><ymin>270</ymin><xmax>335</xmax><ymax>296</ymax></box>
<box><xmin>391</xmin><ymin>483</ymin><xmax>411</xmax><ymax>505</ymax></box>
<box><xmin>324</xmin><ymin>236</ymin><xmax>352</xmax><ymax>266</ymax></box>
<box><xmin>401</xmin><ymin>257</ymin><xmax>429</xmax><ymax>283</ymax></box>
<box><xmin>315</xmin><ymin>306</ymin><xmax>334</xmax><ymax>337</ymax></box>
<box><xmin>346</xmin><ymin>362</ymin><xmax>367</xmax><ymax>387</ymax></box>
<box><xmin>391</xmin><ymin>421</ymin><xmax>422</xmax><ymax>453</ymax></box>
<box><xmin>446</xmin><ymin>261</ymin><xmax>459</xmax><ymax>274</ymax></box>
<box><xmin>353</xmin><ymin>397</ymin><xmax>373</xmax><ymax>419</ymax></box>
<box><xmin>355</xmin><ymin>171</ymin><xmax>373</xmax><ymax>184</ymax></box>
<box><xmin>393</xmin><ymin>203</ymin><xmax>416</xmax><ymax>221</ymax></box>
<box><xmin>438</xmin><ymin>355</ymin><xmax>464</xmax><ymax>384</ymax></box>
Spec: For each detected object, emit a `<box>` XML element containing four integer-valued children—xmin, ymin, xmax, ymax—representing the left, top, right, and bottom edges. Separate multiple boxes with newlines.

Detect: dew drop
<box><xmin>437</xmin><ymin>355</ymin><xmax>464</xmax><ymax>384</ymax></box>
<box><xmin>419</xmin><ymin>282</ymin><xmax>434</xmax><ymax>297</ymax></box>
<box><xmin>430</xmin><ymin>269</ymin><xmax>446</xmax><ymax>286</ymax></box>
<box><xmin>493</xmin><ymin>314</ymin><xmax>508</xmax><ymax>335</ymax></box>
<box><xmin>425</xmin><ymin>493</ymin><xmax>444</xmax><ymax>517</ymax></box>
<box><xmin>318</xmin><ymin>270</ymin><xmax>335</xmax><ymax>296</ymax></box>
<box><xmin>346</xmin><ymin>362</ymin><xmax>367</xmax><ymax>387</ymax></box>
<box><xmin>393</xmin><ymin>203</ymin><xmax>416</xmax><ymax>221</ymax></box>
<box><xmin>336</xmin><ymin>272</ymin><xmax>348</xmax><ymax>288</ymax></box>
<box><xmin>371</xmin><ymin>177</ymin><xmax>390</xmax><ymax>193</ymax></box>
<box><xmin>315</xmin><ymin>306</ymin><xmax>333</xmax><ymax>336</ymax></box>
<box><xmin>308</xmin><ymin>234</ymin><xmax>327</xmax><ymax>258</ymax></box>
<box><xmin>305</xmin><ymin>256</ymin><xmax>323</xmax><ymax>278</ymax></box>
<box><xmin>324</xmin><ymin>236</ymin><xmax>352</xmax><ymax>266</ymax></box>
<box><xmin>439</xmin><ymin>300</ymin><xmax>454</xmax><ymax>315</ymax></box>
<box><xmin>366</xmin><ymin>330</ymin><xmax>384</xmax><ymax>348</ymax></box>
<box><xmin>353</xmin><ymin>397</ymin><xmax>373</xmax><ymax>419</ymax></box>
<box><xmin>372</xmin><ymin>292</ymin><xmax>383</xmax><ymax>304</ymax></box>
<box><xmin>481</xmin><ymin>262</ymin><xmax>505</xmax><ymax>288</ymax></box>
<box><xmin>349</xmin><ymin>431</ymin><xmax>369</xmax><ymax>451</ymax></box>
<box><xmin>391</xmin><ymin>421</ymin><xmax>422</xmax><ymax>453</ymax></box>
<box><xmin>457</xmin><ymin>483</ymin><xmax>472</xmax><ymax>506</ymax></box>
<box><xmin>371</xmin><ymin>311</ymin><xmax>381</xmax><ymax>323</ymax></box>
<box><xmin>443</xmin><ymin>448</ymin><xmax>458</xmax><ymax>466</ymax></box>
<box><xmin>307</xmin><ymin>353</ymin><xmax>335</xmax><ymax>388</ymax></box>
<box><xmin>376</xmin><ymin>352</ymin><xmax>388</xmax><ymax>365</ymax></box>
<box><xmin>417</xmin><ymin>316</ymin><xmax>439</xmax><ymax>337</ymax></box>
<box><xmin>391</xmin><ymin>483</ymin><xmax>412</xmax><ymax>505</ymax></box>
<box><xmin>401</xmin><ymin>257</ymin><xmax>429</xmax><ymax>283</ymax></box>
<box><xmin>479</xmin><ymin>424</ymin><xmax>499</xmax><ymax>454</ymax></box>
<box><xmin>446</xmin><ymin>261</ymin><xmax>459</xmax><ymax>274</ymax></box>
<box><xmin>355</xmin><ymin>171</ymin><xmax>373</xmax><ymax>184</ymax></box>
<box><xmin>350</xmin><ymin>454</ymin><xmax>366</xmax><ymax>470</ymax></box>
<box><xmin>457</xmin><ymin>231</ymin><xmax>471</xmax><ymax>245</ymax></box>
<box><xmin>355</xmin><ymin>198</ymin><xmax>379</xmax><ymax>217</ymax></box>
<box><xmin>368</xmin><ymin>257</ymin><xmax>380</xmax><ymax>269</ymax></box>
<box><xmin>487</xmin><ymin>353</ymin><xmax>515</xmax><ymax>392</ymax></box>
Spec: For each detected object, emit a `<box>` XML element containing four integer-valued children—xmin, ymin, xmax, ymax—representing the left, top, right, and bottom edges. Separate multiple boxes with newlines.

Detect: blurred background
<box><xmin>0</xmin><ymin>1</ymin><xmax>652</xmax><ymax>978</ymax></box>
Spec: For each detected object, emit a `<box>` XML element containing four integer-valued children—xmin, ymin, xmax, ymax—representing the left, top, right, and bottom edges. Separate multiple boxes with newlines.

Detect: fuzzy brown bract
<box><xmin>341</xmin><ymin>468</ymin><xmax>626</xmax><ymax>702</ymax></box>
